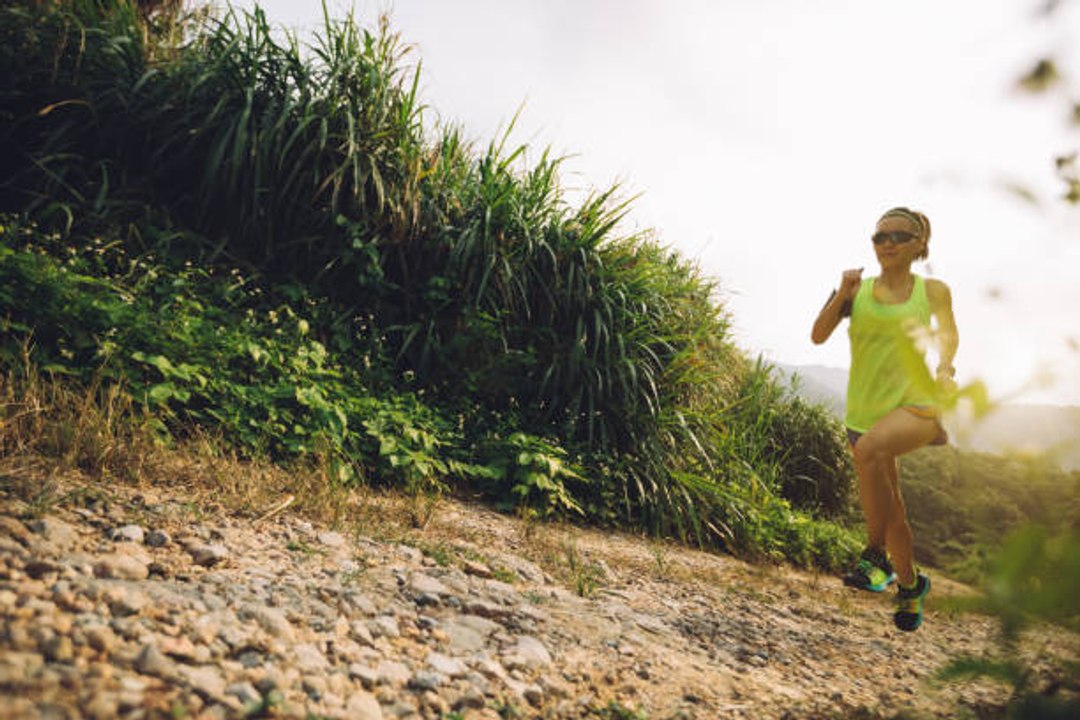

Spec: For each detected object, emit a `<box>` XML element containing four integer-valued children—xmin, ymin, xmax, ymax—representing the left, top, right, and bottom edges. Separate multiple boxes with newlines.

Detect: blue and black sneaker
<box><xmin>894</xmin><ymin>572</ymin><xmax>931</xmax><ymax>632</ymax></box>
<box><xmin>842</xmin><ymin>546</ymin><xmax>897</xmax><ymax>593</ymax></box>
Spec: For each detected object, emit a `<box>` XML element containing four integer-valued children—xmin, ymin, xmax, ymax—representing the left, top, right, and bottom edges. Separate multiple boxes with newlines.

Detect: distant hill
<box><xmin>775</xmin><ymin>364</ymin><xmax>847</xmax><ymax>417</ymax></box>
<box><xmin>775</xmin><ymin>363</ymin><xmax>1080</xmax><ymax>470</ymax></box>
<box><xmin>954</xmin><ymin>403</ymin><xmax>1080</xmax><ymax>470</ymax></box>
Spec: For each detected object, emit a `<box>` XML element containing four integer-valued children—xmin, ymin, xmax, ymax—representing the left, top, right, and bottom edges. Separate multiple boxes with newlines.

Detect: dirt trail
<box><xmin>1</xmin><ymin>474</ymin><xmax>1074</xmax><ymax>719</ymax></box>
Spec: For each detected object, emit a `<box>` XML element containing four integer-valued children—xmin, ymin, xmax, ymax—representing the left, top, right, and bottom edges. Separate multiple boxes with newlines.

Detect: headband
<box><xmin>881</xmin><ymin>208</ymin><xmax>926</xmax><ymax>236</ymax></box>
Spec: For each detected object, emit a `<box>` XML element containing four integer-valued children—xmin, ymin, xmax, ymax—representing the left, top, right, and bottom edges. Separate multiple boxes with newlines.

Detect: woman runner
<box><xmin>811</xmin><ymin>206</ymin><xmax>958</xmax><ymax>631</ymax></box>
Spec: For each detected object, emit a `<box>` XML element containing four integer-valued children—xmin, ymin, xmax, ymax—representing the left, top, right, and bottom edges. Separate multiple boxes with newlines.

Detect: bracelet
<box><xmin>936</xmin><ymin>364</ymin><xmax>955</xmax><ymax>377</ymax></box>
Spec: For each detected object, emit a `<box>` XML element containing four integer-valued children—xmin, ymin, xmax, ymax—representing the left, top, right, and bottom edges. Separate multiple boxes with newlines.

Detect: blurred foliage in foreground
<box><xmin>938</xmin><ymin>525</ymin><xmax>1080</xmax><ymax>719</ymax></box>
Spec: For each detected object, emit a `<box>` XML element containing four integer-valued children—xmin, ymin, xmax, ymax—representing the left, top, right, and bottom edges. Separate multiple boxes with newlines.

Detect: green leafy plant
<box><xmin>483</xmin><ymin>432</ymin><xmax>585</xmax><ymax>517</ymax></box>
<box><xmin>938</xmin><ymin>525</ymin><xmax>1080</xmax><ymax>717</ymax></box>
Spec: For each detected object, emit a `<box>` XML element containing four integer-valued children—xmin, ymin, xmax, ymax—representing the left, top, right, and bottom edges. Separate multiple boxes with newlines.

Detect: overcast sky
<box><xmin>233</xmin><ymin>0</ymin><xmax>1080</xmax><ymax>406</ymax></box>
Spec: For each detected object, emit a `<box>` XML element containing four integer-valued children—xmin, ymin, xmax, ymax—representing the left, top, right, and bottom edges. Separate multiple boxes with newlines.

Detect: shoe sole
<box><xmin>843</xmin><ymin>572</ymin><xmax>896</xmax><ymax>593</ymax></box>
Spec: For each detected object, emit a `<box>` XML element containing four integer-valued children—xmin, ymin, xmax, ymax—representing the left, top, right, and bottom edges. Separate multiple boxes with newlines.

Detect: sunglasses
<box><xmin>872</xmin><ymin>231</ymin><xmax>918</xmax><ymax>246</ymax></box>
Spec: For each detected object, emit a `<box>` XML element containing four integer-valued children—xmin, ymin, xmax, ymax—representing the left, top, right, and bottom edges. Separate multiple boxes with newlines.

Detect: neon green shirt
<box><xmin>845</xmin><ymin>275</ymin><xmax>936</xmax><ymax>433</ymax></box>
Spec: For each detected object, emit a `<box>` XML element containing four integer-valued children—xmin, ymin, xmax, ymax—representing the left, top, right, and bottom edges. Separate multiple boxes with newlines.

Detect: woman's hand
<box><xmin>839</xmin><ymin>268</ymin><xmax>863</xmax><ymax>301</ymax></box>
<box><xmin>812</xmin><ymin>267</ymin><xmax>863</xmax><ymax>345</ymax></box>
<box><xmin>935</xmin><ymin>363</ymin><xmax>957</xmax><ymax>393</ymax></box>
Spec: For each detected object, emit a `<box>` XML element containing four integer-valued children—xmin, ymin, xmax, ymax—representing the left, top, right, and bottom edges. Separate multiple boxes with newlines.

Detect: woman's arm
<box><xmin>812</xmin><ymin>268</ymin><xmax>863</xmax><ymax>344</ymax></box>
<box><xmin>926</xmin><ymin>278</ymin><xmax>959</xmax><ymax>379</ymax></box>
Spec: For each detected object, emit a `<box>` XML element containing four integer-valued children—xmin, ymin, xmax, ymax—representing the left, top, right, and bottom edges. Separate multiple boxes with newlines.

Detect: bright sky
<box><xmin>233</xmin><ymin>0</ymin><xmax>1080</xmax><ymax>406</ymax></box>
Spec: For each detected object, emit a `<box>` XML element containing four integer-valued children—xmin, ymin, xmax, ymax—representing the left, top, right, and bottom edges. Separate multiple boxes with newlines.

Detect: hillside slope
<box><xmin>2</xmin><ymin>470</ymin><xmax>1073</xmax><ymax>720</ymax></box>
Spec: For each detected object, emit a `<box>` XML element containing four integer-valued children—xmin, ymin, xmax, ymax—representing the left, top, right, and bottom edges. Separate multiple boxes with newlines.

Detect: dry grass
<box><xmin>1</xmin><ymin>354</ymin><xmax>156</xmax><ymax>483</ymax></box>
<box><xmin>0</xmin><ymin>360</ymin><xmax>369</xmax><ymax>528</ymax></box>
<box><xmin>0</xmin><ymin>359</ymin><xmax>493</xmax><ymax>538</ymax></box>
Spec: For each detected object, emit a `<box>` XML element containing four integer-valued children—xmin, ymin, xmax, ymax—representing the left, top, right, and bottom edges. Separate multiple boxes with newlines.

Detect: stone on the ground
<box><xmin>110</xmin><ymin>525</ymin><xmax>146</xmax><ymax>544</ymax></box>
<box><xmin>187</xmin><ymin>543</ymin><xmax>228</xmax><ymax>567</ymax></box>
<box><xmin>94</xmin><ymin>555</ymin><xmax>150</xmax><ymax>581</ymax></box>
<box><xmin>1</xmin><ymin>479</ymin><xmax>1061</xmax><ymax>720</ymax></box>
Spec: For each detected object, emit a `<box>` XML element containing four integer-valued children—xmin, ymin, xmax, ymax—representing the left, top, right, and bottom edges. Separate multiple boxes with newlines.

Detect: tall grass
<box><xmin>0</xmin><ymin>0</ymin><xmax>857</xmax><ymax>566</ymax></box>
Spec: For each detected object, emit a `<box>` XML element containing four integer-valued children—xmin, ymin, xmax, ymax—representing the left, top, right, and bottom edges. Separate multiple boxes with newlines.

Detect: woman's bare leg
<box><xmin>853</xmin><ymin>442</ymin><xmax>888</xmax><ymax>552</ymax></box>
<box><xmin>882</xmin><ymin>455</ymin><xmax>914</xmax><ymax>585</ymax></box>
<box><xmin>852</xmin><ymin>409</ymin><xmax>939</xmax><ymax>586</ymax></box>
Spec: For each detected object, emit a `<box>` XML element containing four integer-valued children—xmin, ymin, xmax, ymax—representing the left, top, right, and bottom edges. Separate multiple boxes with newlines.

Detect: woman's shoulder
<box><xmin>923</xmin><ymin>276</ymin><xmax>952</xmax><ymax>303</ymax></box>
<box><xmin>923</xmin><ymin>276</ymin><xmax>951</xmax><ymax>292</ymax></box>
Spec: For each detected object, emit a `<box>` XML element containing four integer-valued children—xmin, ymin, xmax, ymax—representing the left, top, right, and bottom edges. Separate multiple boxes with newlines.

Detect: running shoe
<box><xmin>842</xmin><ymin>546</ymin><xmax>896</xmax><ymax>592</ymax></box>
<box><xmin>894</xmin><ymin>573</ymin><xmax>931</xmax><ymax>632</ymax></box>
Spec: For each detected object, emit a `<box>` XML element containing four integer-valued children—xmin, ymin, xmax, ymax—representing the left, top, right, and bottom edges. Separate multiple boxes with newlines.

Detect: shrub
<box><xmin>0</xmin><ymin>0</ymin><xmax>859</xmax><ymax>568</ymax></box>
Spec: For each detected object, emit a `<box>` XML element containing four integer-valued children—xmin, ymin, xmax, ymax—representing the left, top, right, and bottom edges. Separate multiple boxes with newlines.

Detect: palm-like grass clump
<box><xmin>0</xmin><ymin>0</ymin><xmax>855</xmax><ymax>566</ymax></box>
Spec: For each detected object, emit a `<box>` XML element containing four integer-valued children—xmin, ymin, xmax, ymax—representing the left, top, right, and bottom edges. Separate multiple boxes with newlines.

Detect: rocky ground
<box><xmin>1</xmin><ymin>471</ymin><xmax>1075</xmax><ymax>719</ymax></box>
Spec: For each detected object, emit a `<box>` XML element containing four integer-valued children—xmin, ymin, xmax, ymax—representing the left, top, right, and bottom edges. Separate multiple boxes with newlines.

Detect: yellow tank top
<box><xmin>845</xmin><ymin>275</ymin><xmax>936</xmax><ymax>432</ymax></box>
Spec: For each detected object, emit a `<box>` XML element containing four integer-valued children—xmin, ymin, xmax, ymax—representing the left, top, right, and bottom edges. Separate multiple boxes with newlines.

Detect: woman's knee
<box><xmin>852</xmin><ymin>434</ymin><xmax>891</xmax><ymax>468</ymax></box>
